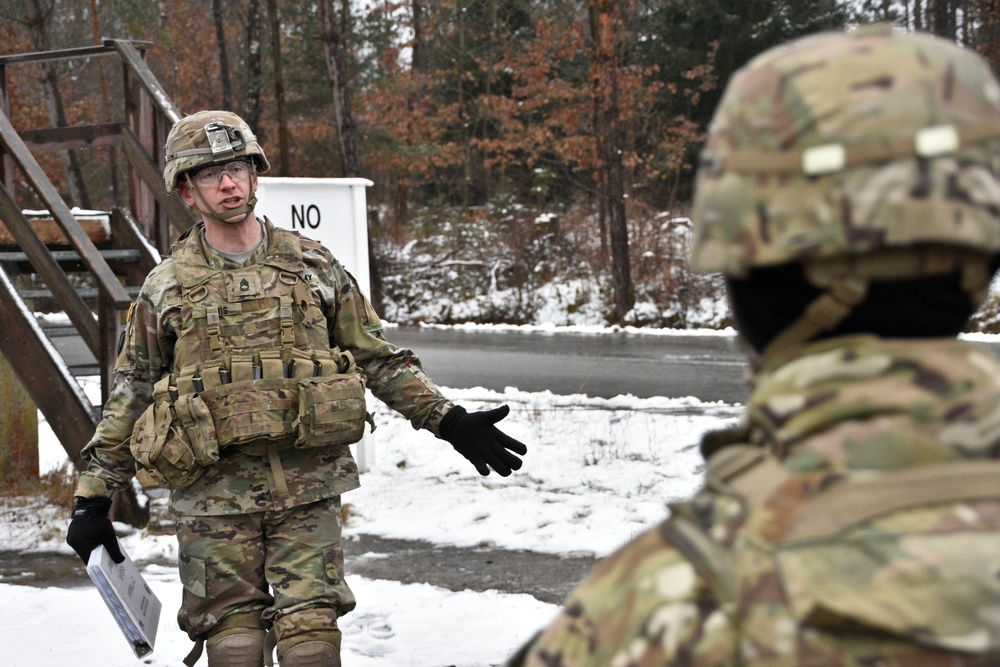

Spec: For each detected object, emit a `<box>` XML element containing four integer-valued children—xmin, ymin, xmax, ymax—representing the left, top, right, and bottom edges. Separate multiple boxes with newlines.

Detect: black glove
<box><xmin>440</xmin><ymin>405</ymin><xmax>527</xmax><ymax>476</ymax></box>
<box><xmin>66</xmin><ymin>496</ymin><xmax>124</xmax><ymax>565</ymax></box>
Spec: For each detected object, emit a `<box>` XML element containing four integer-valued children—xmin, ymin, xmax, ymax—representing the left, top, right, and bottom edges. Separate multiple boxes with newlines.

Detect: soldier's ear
<box><xmin>178</xmin><ymin>180</ymin><xmax>196</xmax><ymax>206</ymax></box>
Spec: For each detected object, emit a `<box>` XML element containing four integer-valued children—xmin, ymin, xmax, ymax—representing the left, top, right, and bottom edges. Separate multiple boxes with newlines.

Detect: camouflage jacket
<box><xmin>513</xmin><ymin>335</ymin><xmax>1000</xmax><ymax>666</ymax></box>
<box><xmin>75</xmin><ymin>218</ymin><xmax>454</xmax><ymax>515</ymax></box>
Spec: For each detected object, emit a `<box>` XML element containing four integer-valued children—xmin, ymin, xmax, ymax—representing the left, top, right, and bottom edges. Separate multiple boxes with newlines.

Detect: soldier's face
<box><xmin>179</xmin><ymin>164</ymin><xmax>257</xmax><ymax>225</ymax></box>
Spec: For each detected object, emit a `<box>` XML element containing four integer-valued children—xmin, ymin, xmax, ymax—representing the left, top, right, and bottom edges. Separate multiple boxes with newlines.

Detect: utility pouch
<box><xmin>198</xmin><ymin>377</ymin><xmax>298</xmax><ymax>448</ymax></box>
<box><xmin>131</xmin><ymin>376</ymin><xmax>220</xmax><ymax>489</ymax></box>
<box><xmin>294</xmin><ymin>349</ymin><xmax>369</xmax><ymax>448</ymax></box>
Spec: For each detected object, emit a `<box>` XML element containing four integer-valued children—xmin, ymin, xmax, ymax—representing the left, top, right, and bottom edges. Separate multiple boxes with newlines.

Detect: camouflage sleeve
<box><xmin>313</xmin><ymin>257</ymin><xmax>454</xmax><ymax>436</ymax></box>
<box><xmin>74</xmin><ymin>265</ymin><xmax>180</xmax><ymax>498</ymax></box>
<box><xmin>512</xmin><ymin>521</ymin><xmax>737</xmax><ymax>667</ymax></box>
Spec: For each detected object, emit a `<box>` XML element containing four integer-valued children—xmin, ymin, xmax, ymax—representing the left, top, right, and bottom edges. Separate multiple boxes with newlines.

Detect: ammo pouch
<box><xmin>707</xmin><ymin>445</ymin><xmax>1000</xmax><ymax>653</ymax></box>
<box><xmin>133</xmin><ymin>350</ymin><xmax>368</xmax><ymax>489</ymax></box>
<box><xmin>175</xmin><ymin>348</ymin><xmax>368</xmax><ymax>450</ymax></box>
<box><xmin>131</xmin><ymin>381</ymin><xmax>220</xmax><ymax>489</ymax></box>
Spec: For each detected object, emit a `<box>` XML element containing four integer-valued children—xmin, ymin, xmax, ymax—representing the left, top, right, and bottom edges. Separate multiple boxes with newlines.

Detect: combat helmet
<box><xmin>690</xmin><ymin>24</ymin><xmax>1000</xmax><ymax>356</ymax></box>
<box><xmin>163</xmin><ymin>110</ymin><xmax>270</xmax><ymax>194</ymax></box>
<box><xmin>163</xmin><ymin>111</ymin><xmax>271</xmax><ymax>220</ymax></box>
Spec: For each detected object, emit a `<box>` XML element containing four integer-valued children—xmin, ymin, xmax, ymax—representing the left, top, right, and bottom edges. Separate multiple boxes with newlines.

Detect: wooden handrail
<box><xmin>120</xmin><ymin>126</ymin><xmax>196</xmax><ymax>235</ymax></box>
<box><xmin>110</xmin><ymin>40</ymin><xmax>182</xmax><ymax>125</ymax></box>
<box><xmin>0</xmin><ymin>40</ymin><xmax>154</xmax><ymax>66</ymax></box>
<box><xmin>0</xmin><ymin>111</ymin><xmax>131</xmax><ymax>309</ymax></box>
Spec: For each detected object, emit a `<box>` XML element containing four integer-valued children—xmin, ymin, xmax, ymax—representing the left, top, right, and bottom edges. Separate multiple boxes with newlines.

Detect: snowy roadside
<box><xmin>1</xmin><ymin>377</ymin><xmax>738</xmax><ymax>666</ymax></box>
<box><xmin>4</xmin><ymin>322</ymin><xmax>1000</xmax><ymax>665</ymax></box>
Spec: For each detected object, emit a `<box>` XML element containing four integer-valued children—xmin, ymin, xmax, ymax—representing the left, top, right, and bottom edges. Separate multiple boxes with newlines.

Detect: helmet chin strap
<box><xmin>758</xmin><ymin>248</ymin><xmax>994</xmax><ymax>362</ymax></box>
<box><xmin>184</xmin><ymin>173</ymin><xmax>258</xmax><ymax>223</ymax></box>
<box><xmin>759</xmin><ymin>276</ymin><xmax>868</xmax><ymax>361</ymax></box>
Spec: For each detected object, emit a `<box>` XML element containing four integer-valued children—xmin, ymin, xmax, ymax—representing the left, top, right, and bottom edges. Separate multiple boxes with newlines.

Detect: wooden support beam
<box><xmin>109</xmin><ymin>207</ymin><xmax>160</xmax><ymax>282</ymax></box>
<box><xmin>19</xmin><ymin>122</ymin><xmax>122</xmax><ymax>153</ymax></box>
<box><xmin>109</xmin><ymin>40</ymin><xmax>181</xmax><ymax>124</ymax></box>
<box><xmin>0</xmin><ymin>264</ymin><xmax>94</xmax><ymax>470</ymax></box>
<box><xmin>0</xmin><ymin>348</ymin><xmax>38</xmax><ymax>489</ymax></box>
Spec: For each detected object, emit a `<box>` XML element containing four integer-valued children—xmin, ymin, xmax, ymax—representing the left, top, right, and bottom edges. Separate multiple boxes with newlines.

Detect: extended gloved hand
<box><xmin>66</xmin><ymin>496</ymin><xmax>124</xmax><ymax>565</ymax></box>
<box><xmin>440</xmin><ymin>405</ymin><xmax>527</xmax><ymax>476</ymax></box>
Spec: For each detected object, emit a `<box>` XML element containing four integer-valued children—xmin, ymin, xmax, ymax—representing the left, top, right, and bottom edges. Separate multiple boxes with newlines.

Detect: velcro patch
<box><xmin>226</xmin><ymin>271</ymin><xmax>263</xmax><ymax>299</ymax></box>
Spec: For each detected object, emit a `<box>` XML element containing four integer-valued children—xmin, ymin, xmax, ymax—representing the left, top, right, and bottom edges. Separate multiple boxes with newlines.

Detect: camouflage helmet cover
<box><xmin>163</xmin><ymin>110</ymin><xmax>270</xmax><ymax>193</ymax></box>
<box><xmin>690</xmin><ymin>24</ymin><xmax>1000</xmax><ymax>277</ymax></box>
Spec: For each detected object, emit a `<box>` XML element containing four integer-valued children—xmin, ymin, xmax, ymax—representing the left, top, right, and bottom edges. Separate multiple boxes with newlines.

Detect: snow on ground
<box><xmin>0</xmin><ymin>321</ymin><xmax>813</xmax><ymax>665</ymax></box>
<box><xmin>7</xmin><ymin>326</ymin><xmax>1000</xmax><ymax>666</ymax></box>
<box><xmin>3</xmin><ymin>326</ymin><xmax>999</xmax><ymax>665</ymax></box>
<box><xmin>1</xmin><ymin>378</ymin><xmax>740</xmax><ymax>666</ymax></box>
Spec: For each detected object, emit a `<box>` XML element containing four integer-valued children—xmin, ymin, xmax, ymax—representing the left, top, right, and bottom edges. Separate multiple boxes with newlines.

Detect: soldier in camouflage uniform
<box><xmin>65</xmin><ymin>110</ymin><xmax>527</xmax><ymax>667</ymax></box>
<box><xmin>509</xmin><ymin>25</ymin><xmax>1000</xmax><ymax>667</ymax></box>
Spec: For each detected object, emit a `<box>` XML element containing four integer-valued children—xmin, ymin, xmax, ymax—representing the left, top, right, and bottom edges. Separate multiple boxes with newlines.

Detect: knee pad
<box><xmin>207</xmin><ymin>630</ymin><xmax>266</xmax><ymax>667</ymax></box>
<box><xmin>278</xmin><ymin>640</ymin><xmax>341</xmax><ymax>667</ymax></box>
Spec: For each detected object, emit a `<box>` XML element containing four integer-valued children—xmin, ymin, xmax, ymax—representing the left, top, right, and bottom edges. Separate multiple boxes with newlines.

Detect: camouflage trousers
<box><xmin>511</xmin><ymin>473</ymin><xmax>1000</xmax><ymax>666</ymax></box>
<box><xmin>176</xmin><ymin>495</ymin><xmax>356</xmax><ymax>650</ymax></box>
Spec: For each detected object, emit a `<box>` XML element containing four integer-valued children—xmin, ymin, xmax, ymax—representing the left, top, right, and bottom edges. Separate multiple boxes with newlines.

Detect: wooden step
<box><xmin>19</xmin><ymin>284</ymin><xmax>142</xmax><ymax>300</ymax></box>
<box><xmin>0</xmin><ymin>212</ymin><xmax>111</xmax><ymax>245</ymax></box>
<box><xmin>0</xmin><ymin>249</ymin><xmax>142</xmax><ymax>263</ymax></box>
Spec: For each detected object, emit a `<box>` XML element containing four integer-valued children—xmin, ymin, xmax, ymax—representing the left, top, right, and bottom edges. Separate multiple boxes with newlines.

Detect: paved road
<box><xmin>0</xmin><ymin>535</ymin><xmax>596</xmax><ymax>605</ymax></box>
<box><xmin>389</xmin><ymin>326</ymin><xmax>751</xmax><ymax>404</ymax></box>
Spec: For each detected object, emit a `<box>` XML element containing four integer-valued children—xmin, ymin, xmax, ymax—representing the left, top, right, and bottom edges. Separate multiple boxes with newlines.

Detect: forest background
<box><xmin>5</xmin><ymin>0</ymin><xmax>1000</xmax><ymax>331</ymax></box>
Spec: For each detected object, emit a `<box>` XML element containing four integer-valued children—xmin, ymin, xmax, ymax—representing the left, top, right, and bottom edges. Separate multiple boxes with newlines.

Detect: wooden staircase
<box><xmin>0</xmin><ymin>40</ymin><xmax>196</xmax><ymax>523</ymax></box>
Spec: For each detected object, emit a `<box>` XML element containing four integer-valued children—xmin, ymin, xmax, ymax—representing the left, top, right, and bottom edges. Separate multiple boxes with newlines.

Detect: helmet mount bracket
<box><xmin>205</xmin><ymin>122</ymin><xmax>246</xmax><ymax>161</ymax></box>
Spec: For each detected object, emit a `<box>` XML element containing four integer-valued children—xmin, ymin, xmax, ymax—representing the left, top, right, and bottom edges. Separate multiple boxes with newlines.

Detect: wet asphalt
<box><xmin>0</xmin><ymin>534</ymin><xmax>596</xmax><ymax>606</ymax></box>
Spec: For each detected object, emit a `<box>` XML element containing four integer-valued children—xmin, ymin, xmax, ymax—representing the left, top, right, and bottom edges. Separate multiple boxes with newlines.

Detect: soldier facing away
<box><xmin>509</xmin><ymin>24</ymin><xmax>1000</xmax><ymax>667</ymax></box>
<box><xmin>65</xmin><ymin>110</ymin><xmax>528</xmax><ymax>667</ymax></box>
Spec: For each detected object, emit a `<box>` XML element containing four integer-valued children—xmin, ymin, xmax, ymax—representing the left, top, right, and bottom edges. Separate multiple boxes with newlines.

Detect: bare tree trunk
<box><xmin>412</xmin><ymin>0</ymin><xmax>426</xmax><ymax>72</ymax></box>
<box><xmin>457</xmin><ymin>4</ymin><xmax>472</xmax><ymax>209</ymax></box>
<box><xmin>588</xmin><ymin>0</ymin><xmax>632</xmax><ymax>324</ymax></box>
<box><xmin>318</xmin><ymin>0</ymin><xmax>361</xmax><ymax>177</ymax></box>
<box><xmin>244</xmin><ymin>0</ymin><xmax>263</xmax><ymax>133</ymax></box>
<box><xmin>212</xmin><ymin>0</ymin><xmax>233</xmax><ymax>110</ymax></box>
<box><xmin>88</xmin><ymin>0</ymin><xmax>122</xmax><ymax>207</ymax></box>
<box><xmin>25</xmin><ymin>0</ymin><xmax>92</xmax><ymax>209</ymax></box>
<box><xmin>317</xmin><ymin>0</ymin><xmax>385</xmax><ymax>313</ymax></box>
<box><xmin>928</xmin><ymin>0</ymin><xmax>957</xmax><ymax>38</ymax></box>
<box><xmin>971</xmin><ymin>0</ymin><xmax>1000</xmax><ymax>68</ymax></box>
<box><xmin>266</xmin><ymin>0</ymin><xmax>290</xmax><ymax>175</ymax></box>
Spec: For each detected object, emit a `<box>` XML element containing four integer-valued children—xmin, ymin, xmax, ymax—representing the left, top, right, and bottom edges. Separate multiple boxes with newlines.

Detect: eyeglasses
<box><xmin>191</xmin><ymin>160</ymin><xmax>253</xmax><ymax>188</ymax></box>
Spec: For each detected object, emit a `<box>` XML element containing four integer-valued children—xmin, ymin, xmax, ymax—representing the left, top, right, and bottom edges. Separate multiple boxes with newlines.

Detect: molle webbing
<box><xmin>206</xmin><ymin>307</ymin><xmax>222</xmax><ymax>354</ymax></box>
<box><xmin>279</xmin><ymin>295</ymin><xmax>295</xmax><ymax>346</ymax></box>
<box><xmin>708</xmin><ymin>445</ymin><xmax>1000</xmax><ymax>545</ymax></box>
<box><xmin>171</xmin><ymin>226</ymin><xmax>330</xmax><ymax>368</ymax></box>
<box><xmin>194</xmin><ymin>294</ymin><xmax>298</xmax><ymax>358</ymax></box>
<box><xmin>169</xmin><ymin>347</ymin><xmax>363</xmax><ymax>449</ymax></box>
